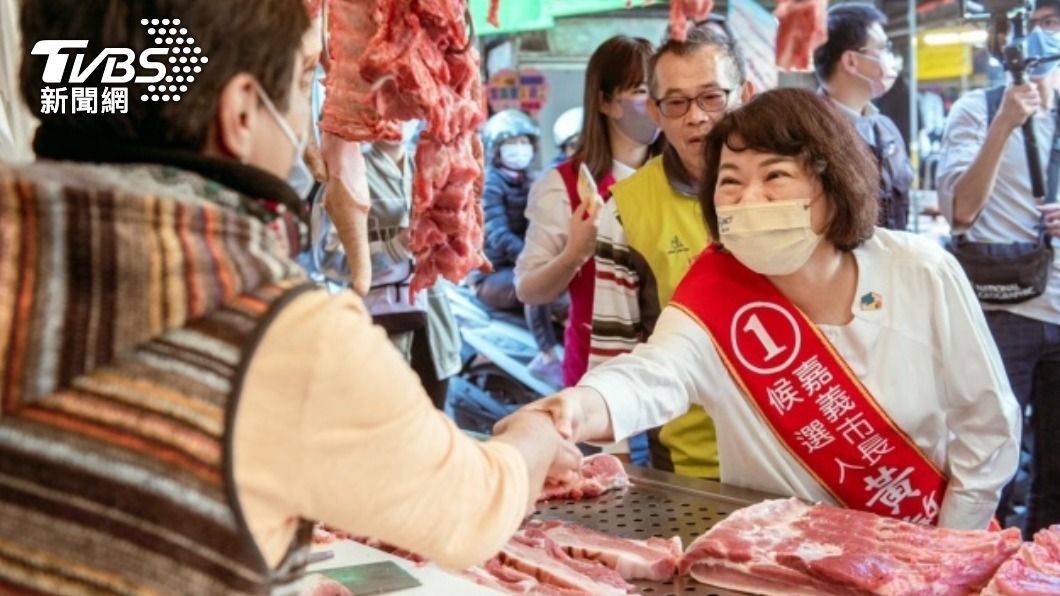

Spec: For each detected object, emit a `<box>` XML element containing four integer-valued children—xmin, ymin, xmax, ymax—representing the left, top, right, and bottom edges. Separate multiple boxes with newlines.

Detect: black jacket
<box><xmin>865</xmin><ymin>114</ymin><xmax>915</xmax><ymax>231</ymax></box>
<box><xmin>482</xmin><ymin>165</ymin><xmax>531</xmax><ymax>268</ymax></box>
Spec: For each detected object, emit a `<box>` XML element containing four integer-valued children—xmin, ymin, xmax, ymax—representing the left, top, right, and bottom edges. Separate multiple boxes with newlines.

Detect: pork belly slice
<box><xmin>530</xmin><ymin>519</ymin><xmax>682</xmax><ymax>582</ymax></box>
<box><xmin>681</xmin><ymin>498</ymin><xmax>1022</xmax><ymax>595</ymax></box>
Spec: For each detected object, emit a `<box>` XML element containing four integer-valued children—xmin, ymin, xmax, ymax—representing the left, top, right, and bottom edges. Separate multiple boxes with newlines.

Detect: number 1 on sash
<box><xmin>743</xmin><ymin>314</ymin><xmax>786</xmax><ymax>361</ymax></box>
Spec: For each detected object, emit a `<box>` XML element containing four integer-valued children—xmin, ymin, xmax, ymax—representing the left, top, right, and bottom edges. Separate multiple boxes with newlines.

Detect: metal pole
<box><xmin>908</xmin><ymin>0</ymin><xmax>919</xmax><ymax>233</ymax></box>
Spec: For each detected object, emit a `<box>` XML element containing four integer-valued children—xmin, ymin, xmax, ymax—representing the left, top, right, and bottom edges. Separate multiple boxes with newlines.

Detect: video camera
<box><xmin>961</xmin><ymin>0</ymin><xmax>1060</xmax><ymax>199</ymax></box>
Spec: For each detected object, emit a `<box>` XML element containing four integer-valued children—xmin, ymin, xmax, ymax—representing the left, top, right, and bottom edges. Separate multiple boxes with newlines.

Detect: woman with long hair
<box><xmin>515</xmin><ymin>35</ymin><xmax>660</xmax><ymax>388</ymax></box>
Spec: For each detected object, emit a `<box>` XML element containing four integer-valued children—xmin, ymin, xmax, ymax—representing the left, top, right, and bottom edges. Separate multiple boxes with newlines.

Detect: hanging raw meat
<box><xmin>358</xmin><ymin>0</ymin><xmax>489</xmax><ymax>294</ymax></box>
<box><xmin>668</xmin><ymin>0</ymin><xmax>714</xmax><ymax>42</ymax></box>
<box><xmin>487</xmin><ymin>0</ymin><xmax>500</xmax><ymax>27</ymax></box>
<box><xmin>774</xmin><ymin>0</ymin><xmax>828</xmax><ymax>72</ymax></box>
<box><xmin>321</xmin><ymin>0</ymin><xmax>400</xmax><ymax>141</ymax></box>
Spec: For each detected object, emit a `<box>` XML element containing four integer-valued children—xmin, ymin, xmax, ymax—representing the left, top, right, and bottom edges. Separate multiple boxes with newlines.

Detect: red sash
<box><xmin>556</xmin><ymin>159</ymin><xmax>615</xmax><ymax>387</ymax></box>
<box><xmin>670</xmin><ymin>245</ymin><xmax>946</xmax><ymax>525</ymax></box>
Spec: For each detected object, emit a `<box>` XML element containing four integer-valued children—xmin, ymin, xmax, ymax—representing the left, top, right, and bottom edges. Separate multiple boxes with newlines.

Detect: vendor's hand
<box><xmin>1039</xmin><ymin>203</ymin><xmax>1060</xmax><ymax>238</ymax></box>
<box><xmin>547</xmin><ymin>440</ymin><xmax>583</xmax><ymax>484</ymax></box>
<box><xmin>492</xmin><ymin>409</ymin><xmax>582</xmax><ymax>505</ymax></box>
<box><xmin>562</xmin><ymin>198</ymin><xmax>602</xmax><ymax>269</ymax></box>
<box><xmin>997</xmin><ymin>83</ymin><xmax>1040</xmax><ymax>131</ymax></box>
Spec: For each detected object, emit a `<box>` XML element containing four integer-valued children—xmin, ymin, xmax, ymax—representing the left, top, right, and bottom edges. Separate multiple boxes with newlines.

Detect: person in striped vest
<box><xmin>0</xmin><ymin>1</ymin><xmax>578</xmax><ymax>594</ymax></box>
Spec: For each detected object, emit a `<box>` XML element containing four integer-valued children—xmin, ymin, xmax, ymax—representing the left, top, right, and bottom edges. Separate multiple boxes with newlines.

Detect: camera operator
<box><xmin>937</xmin><ymin>0</ymin><xmax>1060</xmax><ymax>537</ymax></box>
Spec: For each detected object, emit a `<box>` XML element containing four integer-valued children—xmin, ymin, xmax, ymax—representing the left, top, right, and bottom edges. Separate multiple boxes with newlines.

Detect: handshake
<box><xmin>491</xmin><ymin>387</ymin><xmax>615</xmax><ymax>502</ymax></box>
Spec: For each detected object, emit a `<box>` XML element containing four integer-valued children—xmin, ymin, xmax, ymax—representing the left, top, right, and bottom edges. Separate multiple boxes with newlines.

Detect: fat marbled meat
<box><xmin>323</xmin><ymin>0</ymin><xmax>488</xmax><ymax>293</ymax></box>
<box><xmin>680</xmin><ymin>498</ymin><xmax>1023</xmax><ymax>595</ymax></box>
<box><xmin>668</xmin><ymin>0</ymin><xmax>714</xmax><ymax>42</ymax></box>
<box><xmin>321</xmin><ymin>0</ymin><xmax>400</xmax><ymax>141</ymax></box>
<box><xmin>532</xmin><ymin>520</ymin><xmax>682</xmax><ymax>582</ymax></box>
<box><xmin>982</xmin><ymin>525</ymin><xmax>1060</xmax><ymax>595</ymax></box>
<box><xmin>774</xmin><ymin>0</ymin><xmax>828</xmax><ymax>71</ymax></box>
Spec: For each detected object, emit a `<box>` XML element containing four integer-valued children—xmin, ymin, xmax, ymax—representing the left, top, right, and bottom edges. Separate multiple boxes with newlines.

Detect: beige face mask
<box><xmin>716</xmin><ymin>199</ymin><xmax>821</xmax><ymax>276</ymax></box>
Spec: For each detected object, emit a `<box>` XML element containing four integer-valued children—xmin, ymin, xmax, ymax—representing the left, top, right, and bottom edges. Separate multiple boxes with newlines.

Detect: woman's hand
<box><xmin>561</xmin><ymin>198</ymin><xmax>603</xmax><ymax>269</ymax></box>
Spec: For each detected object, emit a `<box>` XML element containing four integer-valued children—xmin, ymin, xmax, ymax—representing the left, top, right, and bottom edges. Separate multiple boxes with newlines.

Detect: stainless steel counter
<box><xmin>530</xmin><ymin>465</ymin><xmax>779</xmax><ymax>596</ymax></box>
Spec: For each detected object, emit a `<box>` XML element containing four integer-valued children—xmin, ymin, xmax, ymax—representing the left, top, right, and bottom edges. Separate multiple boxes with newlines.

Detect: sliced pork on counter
<box><xmin>498</xmin><ymin>527</ymin><xmax>635</xmax><ymax>595</ymax></box>
<box><xmin>538</xmin><ymin>453</ymin><xmax>630</xmax><ymax>502</ymax></box>
<box><xmin>982</xmin><ymin>525</ymin><xmax>1060</xmax><ymax>595</ymax></box>
<box><xmin>680</xmin><ymin>498</ymin><xmax>1022</xmax><ymax>595</ymax></box>
<box><xmin>532</xmin><ymin>520</ymin><xmax>682</xmax><ymax>582</ymax></box>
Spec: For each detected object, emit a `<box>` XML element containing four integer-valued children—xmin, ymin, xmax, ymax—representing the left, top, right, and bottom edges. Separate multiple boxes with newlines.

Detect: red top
<box><xmin>555</xmin><ymin>160</ymin><xmax>616</xmax><ymax>387</ymax></box>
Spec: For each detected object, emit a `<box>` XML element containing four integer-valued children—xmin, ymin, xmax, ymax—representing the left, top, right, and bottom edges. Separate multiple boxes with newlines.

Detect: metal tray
<box><xmin>530</xmin><ymin>465</ymin><xmax>778</xmax><ymax>596</ymax></box>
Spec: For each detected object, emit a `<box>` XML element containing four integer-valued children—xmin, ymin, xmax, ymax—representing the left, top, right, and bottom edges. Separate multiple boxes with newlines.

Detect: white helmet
<box><xmin>552</xmin><ymin>107</ymin><xmax>583</xmax><ymax>148</ymax></box>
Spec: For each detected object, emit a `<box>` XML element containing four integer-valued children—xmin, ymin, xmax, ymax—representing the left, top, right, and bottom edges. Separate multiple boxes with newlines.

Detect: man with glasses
<box><xmin>937</xmin><ymin>0</ymin><xmax>1060</xmax><ymax>537</ymax></box>
<box><xmin>813</xmin><ymin>3</ymin><xmax>913</xmax><ymax>231</ymax></box>
<box><xmin>589</xmin><ymin>26</ymin><xmax>753</xmax><ymax>477</ymax></box>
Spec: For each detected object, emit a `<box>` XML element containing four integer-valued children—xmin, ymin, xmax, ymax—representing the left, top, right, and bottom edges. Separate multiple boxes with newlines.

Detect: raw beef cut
<box><xmin>498</xmin><ymin>528</ymin><xmax>634</xmax><ymax>595</ymax></box>
<box><xmin>774</xmin><ymin>0</ymin><xmax>827</xmax><ymax>71</ymax></box>
<box><xmin>538</xmin><ymin>453</ymin><xmax>630</xmax><ymax>502</ymax></box>
<box><xmin>668</xmin><ymin>0</ymin><xmax>714</xmax><ymax>42</ymax></box>
<box><xmin>982</xmin><ymin>525</ymin><xmax>1060</xmax><ymax>595</ymax></box>
<box><xmin>532</xmin><ymin>519</ymin><xmax>682</xmax><ymax>582</ymax></box>
<box><xmin>680</xmin><ymin>498</ymin><xmax>1022</xmax><ymax>595</ymax></box>
<box><xmin>321</xmin><ymin>0</ymin><xmax>400</xmax><ymax>142</ymax></box>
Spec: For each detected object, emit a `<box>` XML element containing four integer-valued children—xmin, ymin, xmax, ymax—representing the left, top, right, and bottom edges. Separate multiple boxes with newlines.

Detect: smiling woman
<box><xmin>512</xmin><ymin>87</ymin><xmax>1023</xmax><ymax>533</ymax></box>
<box><xmin>700</xmin><ymin>87</ymin><xmax>878</xmax><ymax>254</ymax></box>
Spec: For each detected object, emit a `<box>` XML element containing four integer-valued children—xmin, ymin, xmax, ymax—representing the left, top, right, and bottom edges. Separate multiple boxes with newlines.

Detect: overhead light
<box><xmin>923</xmin><ymin>30</ymin><xmax>988</xmax><ymax>46</ymax></box>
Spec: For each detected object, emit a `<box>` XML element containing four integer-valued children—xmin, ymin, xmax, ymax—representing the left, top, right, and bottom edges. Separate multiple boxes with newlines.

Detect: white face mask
<box><xmin>854</xmin><ymin>51</ymin><xmax>898</xmax><ymax>99</ymax></box>
<box><xmin>499</xmin><ymin>143</ymin><xmax>534</xmax><ymax>170</ymax></box>
<box><xmin>716</xmin><ymin>199</ymin><xmax>822</xmax><ymax>276</ymax></box>
<box><xmin>256</xmin><ymin>85</ymin><xmax>310</xmax><ymax>190</ymax></box>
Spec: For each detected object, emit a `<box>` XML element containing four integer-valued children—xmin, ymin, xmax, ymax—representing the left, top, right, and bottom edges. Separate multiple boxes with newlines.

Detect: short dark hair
<box><xmin>812</xmin><ymin>3</ymin><xmax>887</xmax><ymax>83</ymax></box>
<box><xmin>700</xmin><ymin>88</ymin><xmax>878</xmax><ymax>251</ymax></box>
<box><xmin>648</xmin><ymin>26</ymin><xmax>746</xmax><ymax>96</ymax></box>
<box><xmin>19</xmin><ymin>0</ymin><xmax>309</xmax><ymax>151</ymax></box>
<box><xmin>1038</xmin><ymin>0</ymin><xmax>1060</xmax><ymax>13</ymax></box>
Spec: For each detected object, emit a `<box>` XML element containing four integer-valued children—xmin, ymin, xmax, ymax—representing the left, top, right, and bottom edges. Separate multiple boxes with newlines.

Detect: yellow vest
<box><xmin>610</xmin><ymin>156</ymin><xmax>719</xmax><ymax>479</ymax></box>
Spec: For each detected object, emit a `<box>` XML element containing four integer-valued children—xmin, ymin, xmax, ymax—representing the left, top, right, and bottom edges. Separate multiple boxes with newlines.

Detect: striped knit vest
<box><xmin>0</xmin><ymin>161</ymin><xmax>316</xmax><ymax>595</ymax></box>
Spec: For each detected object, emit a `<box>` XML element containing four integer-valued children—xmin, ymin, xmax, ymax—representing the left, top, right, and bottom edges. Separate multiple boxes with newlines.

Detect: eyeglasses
<box><xmin>1029</xmin><ymin>15</ymin><xmax>1060</xmax><ymax>32</ymax></box>
<box><xmin>654</xmin><ymin>89</ymin><xmax>732</xmax><ymax>118</ymax></box>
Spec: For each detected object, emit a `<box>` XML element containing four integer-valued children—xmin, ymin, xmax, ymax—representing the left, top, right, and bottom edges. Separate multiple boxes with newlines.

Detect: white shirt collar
<box><xmin>612</xmin><ymin>159</ymin><xmax>637</xmax><ymax>181</ymax></box>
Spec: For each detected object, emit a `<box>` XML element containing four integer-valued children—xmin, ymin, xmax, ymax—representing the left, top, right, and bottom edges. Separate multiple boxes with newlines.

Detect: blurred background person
<box><xmin>813</xmin><ymin>3</ymin><xmax>914</xmax><ymax>231</ymax></box>
<box><xmin>474</xmin><ymin>109</ymin><xmax>566</xmax><ymax>387</ymax></box>
<box><xmin>549</xmin><ymin>106</ymin><xmax>583</xmax><ymax>168</ymax></box>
